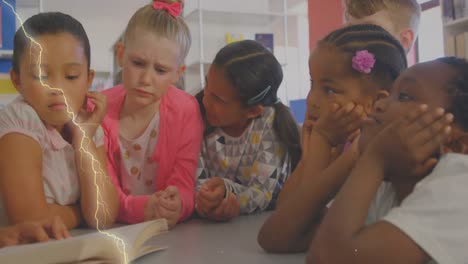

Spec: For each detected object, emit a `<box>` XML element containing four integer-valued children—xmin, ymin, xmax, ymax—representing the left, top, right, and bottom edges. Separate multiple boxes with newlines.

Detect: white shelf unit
<box><xmin>184</xmin><ymin>0</ymin><xmax>302</xmax><ymax>105</ymax></box>
<box><xmin>444</xmin><ymin>16</ymin><xmax>468</xmax><ymax>35</ymax></box>
<box><xmin>0</xmin><ymin>50</ymin><xmax>13</xmax><ymax>59</ymax></box>
<box><xmin>441</xmin><ymin>1</ymin><xmax>468</xmax><ymax>57</ymax></box>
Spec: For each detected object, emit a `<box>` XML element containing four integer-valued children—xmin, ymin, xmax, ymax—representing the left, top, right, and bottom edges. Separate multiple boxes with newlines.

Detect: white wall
<box><xmin>14</xmin><ymin>0</ymin><xmax>310</xmax><ymax>102</ymax></box>
<box><xmin>17</xmin><ymin>0</ymin><xmax>149</xmax><ymax>74</ymax></box>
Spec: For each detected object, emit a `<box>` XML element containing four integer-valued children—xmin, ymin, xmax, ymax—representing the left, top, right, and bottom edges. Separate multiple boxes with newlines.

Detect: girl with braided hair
<box><xmin>307</xmin><ymin>57</ymin><xmax>468</xmax><ymax>264</ymax></box>
<box><xmin>259</xmin><ymin>23</ymin><xmax>408</xmax><ymax>253</ymax></box>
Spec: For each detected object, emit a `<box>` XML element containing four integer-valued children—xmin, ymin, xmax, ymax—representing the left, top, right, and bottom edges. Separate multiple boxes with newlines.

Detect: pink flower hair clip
<box><xmin>153</xmin><ymin>1</ymin><xmax>182</xmax><ymax>18</ymax></box>
<box><xmin>352</xmin><ymin>50</ymin><xmax>376</xmax><ymax>74</ymax></box>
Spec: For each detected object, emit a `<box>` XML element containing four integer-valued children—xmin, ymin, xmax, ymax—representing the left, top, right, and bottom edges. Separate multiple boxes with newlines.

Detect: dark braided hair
<box><xmin>13</xmin><ymin>12</ymin><xmax>91</xmax><ymax>73</ymax></box>
<box><xmin>437</xmin><ymin>57</ymin><xmax>468</xmax><ymax>131</ymax></box>
<box><xmin>196</xmin><ymin>40</ymin><xmax>301</xmax><ymax>171</ymax></box>
<box><xmin>318</xmin><ymin>24</ymin><xmax>408</xmax><ymax>92</ymax></box>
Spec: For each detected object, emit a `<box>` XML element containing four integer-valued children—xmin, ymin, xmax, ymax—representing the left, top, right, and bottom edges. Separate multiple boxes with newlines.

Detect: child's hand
<box><xmin>0</xmin><ymin>216</ymin><xmax>70</xmax><ymax>248</ymax></box>
<box><xmin>144</xmin><ymin>191</ymin><xmax>164</xmax><ymax>221</ymax></box>
<box><xmin>367</xmin><ymin>105</ymin><xmax>453</xmax><ymax>178</ymax></box>
<box><xmin>204</xmin><ymin>194</ymin><xmax>240</xmax><ymax>222</ymax></box>
<box><xmin>195</xmin><ymin>177</ymin><xmax>226</xmax><ymax>216</ymax></box>
<box><xmin>69</xmin><ymin>92</ymin><xmax>107</xmax><ymax>144</ymax></box>
<box><xmin>301</xmin><ymin>119</ymin><xmax>315</xmax><ymax>158</ymax></box>
<box><xmin>314</xmin><ymin>102</ymin><xmax>365</xmax><ymax>146</ymax></box>
<box><xmin>156</xmin><ymin>186</ymin><xmax>182</xmax><ymax>229</ymax></box>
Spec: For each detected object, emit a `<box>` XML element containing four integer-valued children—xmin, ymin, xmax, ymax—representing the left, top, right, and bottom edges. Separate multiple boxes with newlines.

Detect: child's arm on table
<box><xmin>258</xmin><ymin>102</ymin><xmax>363</xmax><ymax>253</ymax></box>
<box><xmin>0</xmin><ymin>134</ymin><xmax>82</xmax><ymax>229</ymax></box>
<box><xmin>71</xmin><ymin>92</ymin><xmax>119</xmax><ymax>229</ymax></box>
<box><xmin>277</xmin><ymin>102</ymin><xmax>364</xmax><ymax>206</ymax></box>
<box><xmin>147</xmin><ymin>102</ymin><xmax>204</xmax><ymax>226</ymax></box>
<box><xmin>308</xmin><ymin>106</ymin><xmax>451</xmax><ymax>264</ymax></box>
<box><xmin>258</xmin><ymin>138</ymin><xmax>359</xmax><ymax>253</ymax></box>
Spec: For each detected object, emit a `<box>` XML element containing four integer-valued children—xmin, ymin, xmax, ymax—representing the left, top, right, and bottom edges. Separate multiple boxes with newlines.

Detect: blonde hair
<box><xmin>123</xmin><ymin>0</ymin><xmax>191</xmax><ymax>64</ymax></box>
<box><xmin>345</xmin><ymin>0</ymin><xmax>421</xmax><ymax>34</ymax></box>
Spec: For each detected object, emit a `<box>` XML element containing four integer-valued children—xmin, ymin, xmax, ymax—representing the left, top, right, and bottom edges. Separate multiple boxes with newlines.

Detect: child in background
<box><xmin>345</xmin><ymin>0</ymin><xmax>421</xmax><ymax>53</ymax></box>
<box><xmin>308</xmin><ymin>58</ymin><xmax>468</xmax><ymax>264</ymax></box>
<box><xmin>0</xmin><ymin>216</ymin><xmax>69</xmax><ymax>248</ymax></box>
<box><xmin>0</xmin><ymin>13</ymin><xmax>119</xmax><ymax>229</ymax></box>
<box><xmin>102</xmin><ymin>0</ymin><xmax>203</xmax><ymax>228</ymax></box>
<box><xmin>195</xmin><ymin>40</ymin><xmax>301</xmax><ymax>221</ymax></box>
<box><xmin>259</xmin><ymin>24</ymin><xmax>407</xmax><ymax>252</ymax></box>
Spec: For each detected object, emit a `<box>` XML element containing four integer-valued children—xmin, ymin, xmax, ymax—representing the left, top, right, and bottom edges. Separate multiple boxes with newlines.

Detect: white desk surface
<box><xmin>133</xmin><ymin>212</ymin><xmax>306</xmax><ymax>264</ymax></box>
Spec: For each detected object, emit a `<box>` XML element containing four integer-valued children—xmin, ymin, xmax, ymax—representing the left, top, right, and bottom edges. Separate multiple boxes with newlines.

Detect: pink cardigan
<box><xmin>102</xmin><ymin>85</ymin><xmax>203</xmax><ymax>224</ymax></box>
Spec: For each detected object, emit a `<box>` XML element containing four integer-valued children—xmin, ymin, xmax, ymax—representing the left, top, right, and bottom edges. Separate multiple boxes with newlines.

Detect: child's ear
<box><xmin>246</xmin><ymin>105</ymin><xmax>264</xmax><ymax>119</ymax></box>
<box><xmin>175</xmin><ymin>64</ymin><xmax>186</xmax><ymax>83</ymax></box>
<box><xmin>10</xmin><ymin>69</ymin><xmax>22</xmax><ymax>93</ymax></box>
<box><xmin>116</xmin><ymin>41</ymin><xmax>125</xmax><ymax>67</ymax></box>
<box><xmin>399</xmin><ymin>28</ymin><xmax>415</xmax><ymax>52</ymax></box>
<box><xmin>86</xmin><ymin>69</ymin><xmax>95</xmax><ymax>91</ymax></box>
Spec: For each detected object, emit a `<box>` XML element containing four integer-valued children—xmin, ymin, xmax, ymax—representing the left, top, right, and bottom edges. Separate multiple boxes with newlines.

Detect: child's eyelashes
<box><xmin>155</xmin><ymin>68</ymin><xmax>167</xmax><ymax>74</ymax></box>
<box><xmin>323</xmin><ymin>86</ymin><xmax>339</xmax><ymax>95</ymax></box>
<box><xmin>398</xmin><ymin>92</ymin><xmax>414</xmax><ymax>102</ymax></box>
<box><xmin>66</xmin><ymin>75</ymin><xmax>79</xmax><ymax>80</ymax></box>
<box><xmin>132</xmin><ymin>60</ymin><xmax>145</xmax><ymax>67</ymax></box>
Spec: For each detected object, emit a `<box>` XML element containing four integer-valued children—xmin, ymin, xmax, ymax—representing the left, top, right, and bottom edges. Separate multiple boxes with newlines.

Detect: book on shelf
<box><xmin>255</xmin><ymin>33</ymin><xmax>274</xmax><ymax>53</ymax></box>
<box><xmin>442</xmin><ymin>0</ymin><xmax>468</xmax><ymax>22</ymax></box>
<box><xmin>445</xmin><ymin>35</ymin><xmax>456</xmax><ymax>56</ymax></box>
<box><xmin>226</xmin><ymin>33</ymin><xmax>245</xmax><ymax>44</ymax></box>
<box><xmin>455</xmin><ymin>32</ymin><xmax>468</xmax><ymax>58</ymax></box>
<box><xmin>0</xmin><ymin>219</ymin><xmax>168</xmax><ymax>264</ymax></box>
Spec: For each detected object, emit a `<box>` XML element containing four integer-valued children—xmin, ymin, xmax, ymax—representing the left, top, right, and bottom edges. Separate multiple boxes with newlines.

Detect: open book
<box><xmin>0</xmin><ymin>219</ymin><xmax>168</xmax><ymax>264</ymax></box>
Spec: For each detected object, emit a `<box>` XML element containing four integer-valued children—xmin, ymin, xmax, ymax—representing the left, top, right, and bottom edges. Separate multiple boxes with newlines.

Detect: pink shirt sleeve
<box><xmin>105</xmin><ymin>152</ymin><xmax>151</xmax><ymax>224</ymax></box>
<box><xmin>169</xmin><ymin>107</ymin><xmax>203</xmax><ymax>222</ymax></box>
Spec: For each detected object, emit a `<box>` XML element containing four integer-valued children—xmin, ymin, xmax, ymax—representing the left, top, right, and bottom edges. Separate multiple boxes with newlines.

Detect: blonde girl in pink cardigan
<box><xmin>102</xmin><ymin>0</ymin><xmax>203</xmax><ymax>228</ymax></box>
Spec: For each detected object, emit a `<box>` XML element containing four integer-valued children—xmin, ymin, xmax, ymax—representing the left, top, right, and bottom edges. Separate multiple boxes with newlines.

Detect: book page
<box><xmin>0</xmin><ymin>232</ymin><xmax>123</xmax><ymax>263</ymax></box>
<box><xmin>0</xmin><ymin>219</ymin><xmax>168</xmax><ymax>263</ymax></box>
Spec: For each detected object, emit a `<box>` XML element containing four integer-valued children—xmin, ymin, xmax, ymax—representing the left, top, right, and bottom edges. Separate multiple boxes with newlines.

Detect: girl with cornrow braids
<box><xmin>308</xmin><ymin>57</ymin><xmax>468</xmax><ymax>263</ymax></box>
<box><xmin>259</xmin><ymin>24</ymin><xmax>408</xmax><ymax>253</ymax></box>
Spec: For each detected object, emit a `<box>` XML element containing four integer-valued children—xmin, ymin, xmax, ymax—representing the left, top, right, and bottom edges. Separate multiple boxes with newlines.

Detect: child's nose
<box><xmin>140</xmin><ymin>69</ymin><xmax>152</xmax><ymax>85</ymax></box>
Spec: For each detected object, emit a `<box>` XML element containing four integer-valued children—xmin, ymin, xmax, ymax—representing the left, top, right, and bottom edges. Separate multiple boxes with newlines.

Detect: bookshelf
<box><xmin>183</xmin><ymin>0</ymin><xmax>295</xmax><ymax>102</ymax></box>
<box><xmin>441</xmin><ymin>0</ymin><xmax>468</xmax><ymax>57</ymax></box>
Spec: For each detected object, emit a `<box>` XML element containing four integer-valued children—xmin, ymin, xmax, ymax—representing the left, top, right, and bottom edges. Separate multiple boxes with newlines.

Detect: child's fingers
<box><xmin>334</xmin><ymin>102</ymin><xmax>355</xmax><ymax>119</ymax></box>
<box><xmin>412</xmin><ymin>158</ymin><xmax>438</xmax><ymax>178</ymax></box>
<box><xmin>229</xmin><ymin>198</ymin><xmax>241</xmax><ymax>219</ymax></box>
<box><xmin>203</xmin><ymin>177</ymin><xmax>223</xmax><ymax>190</ymax></box>
<box><xmin>402</xmin><ymin>104</ymin><xmax>429</xmax><ymax>125</ymax></box>
<box><xmin>0</xmin><ymin>236</ymin><xmax>18</xmax><ymax>248</ymax></box>
<box><xmin>225</xmin><ymin>196</ymin><xmax>240</xmax><ymax>219</ymax></box>
<box><xmin>413</xmin><ymin>113</ymin><xmax>453</xmax><ymax>147</ymax></box>
<box><xmin>210</xmin><ymin>199</ymin><xmax>229</xmax><ymax>221</ymax></box>
<box><xmin>199</xmin><ymin>186</ymin><xmax>225</xmax><ymax>203</ymax></box>
<box><xmin>20</xmin><ymin>223</ymin><xmax>49</xmax><ymax>243</ymax></box>
<box><xmin>165</xmin><ymin>186</ymin><xmax>179</xmax><ymax>198</ymax></box>
<box><xmin>347</xmin><ymin>129</ymin><xmax>361</xmax><ymax>143</ymax></box>
<box><xmin>159</xmin><ymin>197</ymin><xmax>179</xmax><ymax>212</ymax></box>
<box><xmin>340</xmin><ymin>104</ymin><xmax>364</xmax><ymax>125</ymax></box>
<box><xmin>416</xmin><ymin>126</ymin><xmax>452</xmax><ymax>162</ymax></box>
<box><xmin>197</xmin><ymin>194</ymin><xmax>221</xmax><ymax>212</ymax></box>
<box><xmin>222</xmin><ymin>196</ymin><xmax>235</xmax><ymax>217</ymax></box>
<box><xmin>302</xmin><ymin>120</ymin><xmax>315</xmax><ymax>157</ymax></box>
<box><xmin>406</xmin><ymin>108</ymin><xmax>446</xmax><ymax>136</ymax></box>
